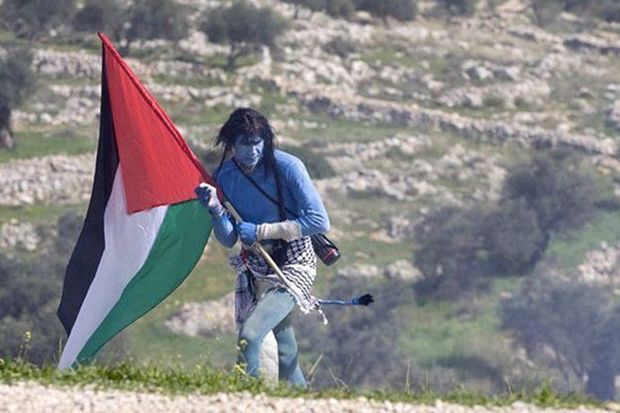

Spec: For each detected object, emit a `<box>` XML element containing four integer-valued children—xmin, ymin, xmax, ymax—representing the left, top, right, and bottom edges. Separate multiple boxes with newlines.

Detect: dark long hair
<box><xmin>214</xmin><ymin>108</ymin><xmax>286</xmax><ymax>220</ymax></box>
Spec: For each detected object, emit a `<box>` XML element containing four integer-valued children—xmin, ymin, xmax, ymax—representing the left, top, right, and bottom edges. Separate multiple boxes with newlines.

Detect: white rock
<box><xmin>337</xmin><ymin>263</ymin><xmax>382</xmax><ymax>279</ymax></box>
<box><xmin>607</xmin><ymin>100</ymin><xmax>620</xmax><ymax>131</ymax></box>
<box><xmin>0</xmin><ymin>154</ymin><xmax>95</xmax><ymax>207</ymax></box>
<box><xmin>384</xmin><ymin>260</ymin><xmax>422</xmax><ymax>281</ymax></box>
<box><xmin>466</xmin><ymin>65</ymin><xmax>493</xmax><ymax>81</ymax></box>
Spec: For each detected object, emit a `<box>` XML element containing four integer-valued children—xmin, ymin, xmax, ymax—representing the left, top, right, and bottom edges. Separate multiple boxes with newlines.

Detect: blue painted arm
<box><xmin>212</xmin><ymin>212</ymin><xmax>238</xmax><ymax>248</ymax></box>
<box><xmin>195</xmin><ymin>182</ymin><xmax>238</xmax><ymax>248</ymax></box>
<box><xmin>285</xmin><ymin>159</ymin><xmax>330</xmax><ymax>236</ymax></box>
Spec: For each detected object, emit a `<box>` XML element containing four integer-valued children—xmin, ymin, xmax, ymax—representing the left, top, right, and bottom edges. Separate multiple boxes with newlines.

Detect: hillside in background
<box><xmin>2</xmin><ymin>0</ymin><xmax>620</xmax><ymax>401</ymax></box>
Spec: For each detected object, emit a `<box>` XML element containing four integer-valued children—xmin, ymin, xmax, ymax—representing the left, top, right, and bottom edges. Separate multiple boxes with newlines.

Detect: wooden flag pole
<box><xmin>222</xmin><ymin>201</ymin><xmax>297</xmax><ymax>294</ymax></box>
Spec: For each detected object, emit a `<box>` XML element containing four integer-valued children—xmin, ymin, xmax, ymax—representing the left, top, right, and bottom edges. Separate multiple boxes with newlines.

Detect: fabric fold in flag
<box><xmin>56</xmin><ymin>33</ymin><xmax>214</xmax><ymax>369</ymax></box>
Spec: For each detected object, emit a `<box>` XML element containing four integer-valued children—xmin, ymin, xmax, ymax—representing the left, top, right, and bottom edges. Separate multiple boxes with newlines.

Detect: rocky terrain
<box><xmin>3</xmin><ymin>0</ymin><xmax>620</xmax><ymax>402</ymax></box>
<box><xmin>0</xmin><ymin>382</ymin><xmax>609</xmax><ymax>413</ymax></box>
<box><xmin>578</xmin><ymin>242</ymin><xmax>620</xmax><ymax>288</ymax></box>
<box><xmin>5</xmin><ymin>1</ymin><xmax>620</xmax><ymax>212</ymax></box>
<box><xmin>6</xmin><ymin>3</ymin><xmax>620</xmax><ymax>212</ymax></box>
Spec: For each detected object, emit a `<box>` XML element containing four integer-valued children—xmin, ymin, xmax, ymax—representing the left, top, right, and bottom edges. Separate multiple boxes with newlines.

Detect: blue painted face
<box><xmin>233</xmin><ymin>134</ymin><xmax>265</xmax><ymax>169</ymax></box>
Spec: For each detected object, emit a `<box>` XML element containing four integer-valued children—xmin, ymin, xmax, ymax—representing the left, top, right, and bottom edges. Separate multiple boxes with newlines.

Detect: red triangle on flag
<box><xmin>99</xmin><ymin>33</ymin><xmax>213</xmax><ymax>214</ymax></box>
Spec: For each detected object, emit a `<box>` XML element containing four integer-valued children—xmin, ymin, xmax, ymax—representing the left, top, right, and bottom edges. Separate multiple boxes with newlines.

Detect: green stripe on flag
<box><xmin>75</xmin><ymin>200</ymin><xmax>212</xmax><ymax>365</ymax></box>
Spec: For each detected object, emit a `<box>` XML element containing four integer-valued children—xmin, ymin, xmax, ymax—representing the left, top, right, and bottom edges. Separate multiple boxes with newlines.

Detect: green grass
<box><xmin>36</xmin><ymin>33</ymin><xmax>102</xmax><ymax>54</ymax></box>
<box><xmin>338</xmin><ymin>235</ymin><xmax>412</xmax><ymax>267</ymax></box>
<box><xmin>123</xmin><ymin>233</ymin><xmax>413</xmax><ymax>368</ymax></box>
<box><xmin>122</xmin><ymin>227</ymin><xmax>415</xmax><ymax>369</ymax></box>
<box><xmin>0</xmin><ymin>358</ymin><xmax>602</xmax><ymax>407</ymax></box>
<box><xmin>152</xmin><ymin>73</ymin><xmax>227</xmax><ymax>89</ymax></box>
<box><xmin>397</xmin><ymin>278</ymin><xmax>517</xmax><ymax>366</ymax></box>
<box><xmin>202</xmin><ymin>53</ymin><xmax>261</xmax><ymax>72</ymax></box>
<box><xmin>255</xmin><ymin>91</ymin><xmax>290</xmax><ymax>118</ymax></box>
<box><xmin>358</xmin><ymin>38</ymin><xmax>470</xmax><ymax>95</ymax></box>
<box><xmin>391</xmin><ymin>209</ymin><xmax>620</xmax><ymax>391</ymax></box>
<box><xmin>167</xmin><ymin>102</ymin><xmax>231</xmax><ymax>128</ymax></box>
<box><xmin>0</xmin><ymin>29</ymin><xmax>17</xmax><ymax>43</ymax></box>
<box><xmin>0</xmin><ymin>129</ymin><xmax>96</xmax><ymax>164</ymax></box>
<box><xmin>545</xmin><ymin>210</ymin><xmax>620</xmax><ymax>270</ymax></box>
<box><xmin>147</xmin><ymin>88</ymin><xmax>290</xmax><ymax>134</ymax></box>
<box><xmin>362</xmin><ymin>44</ymin><xmax>419</xmax><ymax>68</ymax></box>
<box><xmin>546</xmin><ymin>67</ymin><xmax>620</xmax><ymax>139</ymax></box>
<box><xmin>0</xmin><ymin>13</ymin><xmax>617</xmax><ymax>405</ymax></box>
<box><xmin>128</xmin><ymin>321</ymin><xmax>237</xmax><ymax>370</ymax></box>
<box><xmin>39</xmin><ymin>76</ymin><xmax>94</xmax><ymax>87</ymax></box>
<box><xmin>573</xmin><ymin>102</ymin><xmax>620</xmax><ymax>139</ymax></box>
<box><xmin>148</xmin><ymin>50</ymin><xmax>260</xmax><ymax>71</ymax></box>
<box><xmin>121</xmin><ymin>241</ymin><xmax>238</xmax><ymax>368</ymax></box>
<box><xmin>289</xmin><ymin>114</ymin><xmax>410</xmax><ymax>144</ymax></box>
<box><xmin>0</xmin><ymin>203</ymin><xmax>86</xmax><ymax>225</ymax></box>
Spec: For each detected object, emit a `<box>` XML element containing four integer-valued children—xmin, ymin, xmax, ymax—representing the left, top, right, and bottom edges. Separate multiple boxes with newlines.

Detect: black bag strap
<box><xmin>233</xmin><ymin>160</ymin><xmax>341</xmax><ymax>266</ymax></box>
<box><xmin>233</xmin><ymin>159</ymin><xmax>300</xmax><ymax>220</ymax></box>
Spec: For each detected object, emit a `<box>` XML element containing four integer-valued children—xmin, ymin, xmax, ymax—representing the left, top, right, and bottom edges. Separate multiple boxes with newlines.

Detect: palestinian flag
<box><xmin>56</xmin><ymin>33</ymin><xmax>213</xmax><ymax>369</ymax></box>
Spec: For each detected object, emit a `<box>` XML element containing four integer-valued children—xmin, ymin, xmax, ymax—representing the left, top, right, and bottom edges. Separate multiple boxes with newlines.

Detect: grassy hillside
<box><xmin>0</xmin><ymin>359</ymin><xmax>602</xmax><ymax>409</ymax></box>
<box><xmin>3</xmin><ymin>0</ymin><xmax>620</xmax><ymax>399</ymax></box>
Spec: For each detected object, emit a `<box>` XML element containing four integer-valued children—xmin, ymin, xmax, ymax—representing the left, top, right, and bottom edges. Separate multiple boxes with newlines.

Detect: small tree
<box><xmin>531</xmin><ymin>0</ymin><xmax>620</xmax><ymax>25</ymax></box>
<box><xmin>0</xmin><ymin>213</ymin><xmax>82</xmax><ymax>364</ymax></box>
<box><xmin>201</xmin><ymin>3</ymin><xmax>287</xmax><ymax>70</ymax></box>
<box><xmin>71</xmin><ymin>0</ymin><xmax>125</xmax><ymax>39</ymax></box>
<box><xmin>280</xmin><ymin>0</ymin><xmax>355</xmax><ymax>18</ymax></box>
<box><xmin>0</xmin><ymin>49</ymin><xmax>36</xmax><ymax>149</ymax></box>
<box><xmin>413</xmin><ymin>200</ymin><xmax>548</xmax><ymax>300</ymax></box>
<box><xmin>502</xmin><ymin>151</ymin><xmax>599</xmax><ymax>239</ymax></box>
<box><xmin>435</xmin><ymin>0</ymin><xmax>477</xmax><ymax>16</ymax></box>
<box><xmin>413</xmin><ymin>151</ymin><xmax>601</xmax><ymax>300</ymax></box>
<box><xmin>0</xmin><ymin>0</ymin><xmax>76</xmax><ymax>41</ymax></box>
<box><xmin>355</xmin><ymin>0</ymin><xmax>417</xmax><ymax>22</ymax></box>
<box><xmin>413</xmin><ymin>206</ymin><xmax>491</xmax><ymax>300</ymax></box>
<box><xmin>282</xmin><ymin>144</ymin><xmax>336</xmax><ymax>179</ymax></box>
<box><xmin>531</xmin><ymin>0</ymin><xmax>563</xmax><ymax>26</ymax></box>
<box><xmin>501</xmin><ymin>275</ymin><xmax>620</xmax><ymax>400</ymax></box>
<box><xmin>297</xmin><ymin>278</ymin><xmax>411</xmax><ymax>389</ymax></box>
<box><xmin>121</xmin><ymin>0</ymin><xmax>190</xmax><ymax>56</ymax></box>
<box><xmin>597</xmin><ymin>0</ymin><xmax>620</xmax><ymax>22</ymax></box>
<box><xmin>323</xmin><ymin>37</ymin><xmax>358</xmax><ymax>59</ymax></box>
<box><xmin>326</xmin><ymin>0</ymin><xmax>356</xmax><ymax>17</ymax></box>
<box><xmin>281</xmin><ymin>0</ymin><xmax>325</xmax><ymax>18</ymax></box>
<box><xmin>482</xmin><ymin>199</ymin><xmax>545</xmax><ymax>275</ymax></box>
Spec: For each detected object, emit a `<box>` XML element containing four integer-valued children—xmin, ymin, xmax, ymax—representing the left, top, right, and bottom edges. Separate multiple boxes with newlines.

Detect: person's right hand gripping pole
<box><xmin>195</xmin><ymin>183</ymin><xmax>297</xmax><ymax>294</ymax></box>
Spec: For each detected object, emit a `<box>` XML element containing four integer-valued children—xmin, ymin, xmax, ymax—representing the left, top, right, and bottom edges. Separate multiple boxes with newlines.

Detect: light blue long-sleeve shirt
<box><xmin>211</xmin><ymin>149</ymin><xmax>330</xmax><ymax>248</ymax></box>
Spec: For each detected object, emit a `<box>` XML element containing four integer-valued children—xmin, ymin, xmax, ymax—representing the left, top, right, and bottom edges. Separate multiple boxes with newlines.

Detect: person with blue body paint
<box><xmin>195</xmin><ymin>108</ymin><xmax>330</xmax><ymax>388</ymax></box>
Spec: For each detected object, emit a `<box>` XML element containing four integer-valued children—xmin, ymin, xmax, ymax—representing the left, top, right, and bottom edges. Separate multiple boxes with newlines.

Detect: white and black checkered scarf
<box><xmin>230</xmin><ymin>236</ymin><xmax>327</xmax><ymax>326</ymax></box>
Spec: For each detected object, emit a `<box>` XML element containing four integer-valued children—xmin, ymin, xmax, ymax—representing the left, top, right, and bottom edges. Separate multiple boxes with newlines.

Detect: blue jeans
<box><xmin>237</xmin><ymin>287</ymin><xmax>307</xmax><ymax>388</ymax></box>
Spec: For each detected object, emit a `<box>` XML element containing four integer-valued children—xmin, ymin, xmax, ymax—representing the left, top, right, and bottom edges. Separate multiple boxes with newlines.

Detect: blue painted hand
<box><xmin>194</xmin><ymin>183</ymin><xmax>223</xmax><ymax>215</ymax></box>
<box><xmin>237</xmin><ymin>221</ymin><xmax>258</xmax><ymax>246</ymax></box>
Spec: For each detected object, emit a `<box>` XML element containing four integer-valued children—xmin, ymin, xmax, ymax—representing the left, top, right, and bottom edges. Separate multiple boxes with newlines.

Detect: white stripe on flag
<box><xmin>58</xmin><ymin>166</ymin><xmax>167</xmax><ymax>369</ymax></box>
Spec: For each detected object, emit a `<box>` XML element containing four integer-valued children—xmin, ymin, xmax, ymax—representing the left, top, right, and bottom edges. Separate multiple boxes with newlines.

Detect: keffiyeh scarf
<box><xmin>230</xmin><ymin>236</ymin><xmax>327</xmax><ymax>325</ymax></box>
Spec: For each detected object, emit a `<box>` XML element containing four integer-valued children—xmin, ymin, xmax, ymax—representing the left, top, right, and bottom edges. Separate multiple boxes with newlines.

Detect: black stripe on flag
<box><xmin>57</xmin><ymin>50</ymin><xmax>119</xmax><ymax>334</ymax></box>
